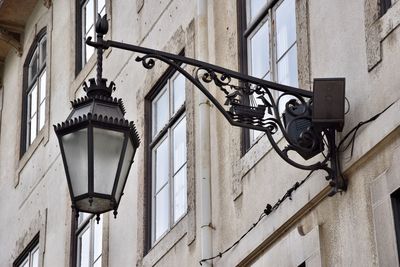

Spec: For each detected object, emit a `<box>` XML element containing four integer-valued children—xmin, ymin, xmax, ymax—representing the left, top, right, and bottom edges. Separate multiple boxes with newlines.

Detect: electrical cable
<box><xmin>338</xmin><ymin>101</ymin><xmax>395</xmax><ymax>159</ymax></box>
<box><xmin>344</xmin><ymin>97</ymin><xmax>350</xmax><ymax>115</ymax></box>
<box><xmin>199</xmin><ymin>101</ymin><xmax>395</xmax><ymax>265</ymax></box>
<box><xmin>199</xmin><ymin>169</ymin><xmax>315</xmax><ymax>265</ymax></box>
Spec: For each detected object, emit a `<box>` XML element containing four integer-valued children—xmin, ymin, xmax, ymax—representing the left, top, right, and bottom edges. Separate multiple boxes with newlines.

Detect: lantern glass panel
<box><xmin>93</xmin><ymin>127</ymin><xmax>125</xmax><ymax>195</ymax></box>
<box><xmin>62</xmin><ymin>128</ymin><xmax>88</xmax><ymax>196</ymax></box>
<box><xmin>115</xmin><ymin>137</ymin><xmax>135</xmax><ymax>203</ymax></box>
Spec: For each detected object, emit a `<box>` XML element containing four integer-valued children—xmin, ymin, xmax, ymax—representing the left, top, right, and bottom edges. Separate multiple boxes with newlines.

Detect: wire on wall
<box><xmin>199</xmin><ymin>101</ymin><xmax>395</xmax><ymax>266</ymax></box>
<box><xmin>199</xmin><ymin>169</ymin><xmax>315</xmax><ymax>265</ymax></box>
<box><xmin>338</xmin><ymin>101</ymin><xmax>395</xmax><ymax>159</ymax></box>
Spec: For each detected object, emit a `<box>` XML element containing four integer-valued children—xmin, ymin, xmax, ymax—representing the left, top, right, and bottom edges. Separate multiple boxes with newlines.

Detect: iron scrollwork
<box><xmin>87</xmin><ymin>14</ymin><xmax>346</xmax><ymax>195</ymax></box>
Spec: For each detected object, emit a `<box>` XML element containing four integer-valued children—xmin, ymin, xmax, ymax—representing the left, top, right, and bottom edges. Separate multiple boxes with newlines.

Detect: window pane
<box><xmin>39</xmin><ymin>103</ymin><xmax>45</xmax><ymax>129</ymax></box>
<box><xmin>78</xmin><ymin>212</ymin><xmax>91</xmax><ymax>226</ymax></box>
<box><xmin>93</xmin><ymin>218</ymin><xmax>103</xmax><ymax>261</ymax></box>
<box><xmin>85</xmin><ymin>0</ymin><xmax>94</xmax><ymax>33</ymax></box>
<box><xmin>93</xmin><ymin>257</ymin><xmax>102</xmax><ymax>267</ymax></box>
<box><xmin>381</xmin><ymin>0</ymin><xmax>392</xmax><ymax>15</ymax></box>
<box><xmin>391</xmin><ymin>188</ymin><xmax>400</xmax><ymax>262</ymax></box>
<box><xmin>39</xmin><ymin>71</ymin><xmax>46</xmax><ymax>102</ymax></box>
<box><xmin>98</xmin><ymin>0</ymin><xmax>106</xmax><ymax>15</ymax></box>
<box><xmin>78</xmin><ymin>227</ymin><xmax>90</xmax><ymax>267</ymax></box>
<box><xmin>99</xmin><ymin>7</ymin><xmax>106</xmax><ymax>16</ymax></box>
<box><xmin>30</xmin><ymin>114</ymin><xmax>37</xmax><ymax>144</ymax></box>
<box><xmin>29</xmin><ymin>51</ymin><xmax>38</xmax><ymax>85</ymax></box>
<box><xmin>155</xmin><ymin>185</ymin><xmax>169</xmax><ymax>240</ymax></box>
<box><xmin>277</xmin><ymin>45</ymin><xmax>298</xmax><ymax>87</ymax></box>
<box><xmin>40</xmin><ymin>38</ymin><xmax>46</xmax><ymax>67</ymax></box>
<box><xmin>31</xmin><ymin>247</ymin><xmax>39</xmax><ymax>267</ymax></box>
<box><xmin>19</xmin><ymin>258</ymin><xmax>29</xmax><ymax>267</ymax></box>
<box><xmin>154</xmin><ymin>138</ymin><xmax>169</xmax><ymax>192</ymax></box>
<box><xmin>85</xmin><ymin>26</ymin><xmax>95</xmax><ymax>63</ymax></box>
<box><xmin>276</xmin><ymin>0</ymin><xmax>296</xmax><ymax>60</ymax></box>
<box><xmin>248</xmin><ymin>21</ymin><xmax>269</xmax><ymax>78</ymax></box>
<box><xmin>152</xmin><ymin>88</ymin><xmax>169</xmax><ymax>137</ymax></box>
<box><xmin>248</xmin><ymin>0</ymin><xmax>267</xmax><ymax>24</ymax></box>
<box><xmin>249</xmin><ymin>86</ymin><xmax>270</xmax><ymax>144</ymax></box>
<box><xmin>277</xmin><ymin>46</ymin><xmax>298</xmax><ymax>114</ymax></box>
<box><xmin>172</xmin><ymin>73</ymin><xmax>185</xmax><ymax>114</ymax></box>
<box><xmin>173</xmin><ymin>117</ymin><xmax>186</xmax><ymax>173</ymax></box>
<box><xmin>174</xmin><ymin>165</ymin><xmax>187</xmax><ymax>222</ymax></box>
<box><xmin>250</xmin><ymin>129</ymin><xmax>262</xmax><ymax>143</ymax></box>
<box><xmin>30</xmin><ymin>85</ymin><xmax>38</xmax><ymax>117</ymax></box>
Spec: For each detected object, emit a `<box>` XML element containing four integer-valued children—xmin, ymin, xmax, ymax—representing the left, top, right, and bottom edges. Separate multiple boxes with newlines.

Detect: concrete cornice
<box><xmin>0</xmin><ymin>22</ymin><xmax>24</xmax><ymax>33</ymax></box>
<box><xmin>0</xmin><ymin>27</ymin><xmax>21</xmax><ymax>55</ymax></box>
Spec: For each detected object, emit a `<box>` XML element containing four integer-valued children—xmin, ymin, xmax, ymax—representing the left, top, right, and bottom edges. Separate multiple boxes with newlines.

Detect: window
<box><xmin>73</xmin><ymin>213</ymin><xmax>103</xmax><ymax>267</ymax></box>
<box><xmin>21</xmin><ymin>29</ymin><xmax>47</xmax><ymax>156</ymax></box>
<box><xmin>239</xmin><ymin>0</ymin><xmax>298</xmax><ymax>149</ymax></box>
<box><xmin>147</xmin><ymin>68</ymin><xmax>187</xmax><ymax>245</ymax></box>
<box><xmin>13</xmin><ymin>235</ymin><xmax>39</xmax><ymax>267</ymax></box>
<box><xmin>380</xmin><ymin>0</ymin><xmax>392</xmax><ymax>15</ymax></box>
<box><xmin>391</xmin><ymin>188</ymin><xmax>400</xmax><ymax>263</ymax></box>
<box><xmin>76</xmin><ymin>0</ymin><xmax>106</xmax><ymax>73</ymax></box>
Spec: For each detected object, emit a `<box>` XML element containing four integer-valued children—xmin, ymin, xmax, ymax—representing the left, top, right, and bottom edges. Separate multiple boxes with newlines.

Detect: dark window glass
<box><xmin>380</xmin><ymin>0</ymin><xmax>392</xmax><ymax>16</ymax></box>
<box><xmin>391</xmin><ymin>188</ymin><xmax>400</xmax><ymax>263</ymax></box>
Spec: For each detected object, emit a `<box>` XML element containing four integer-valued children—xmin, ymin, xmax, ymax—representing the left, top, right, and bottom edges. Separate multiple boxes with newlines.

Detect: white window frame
<box><xmin>75</xmin><ymin>213</ymin><xmax>103</xmax><ymax>267</ymax></box>
<box><xmin>150</xmin><ymin>70</ymin><xmax>187</xmax><ymax>245</ymax></box>
<box><xmin>243</xmin><ymin>0</ymin><xmax>299</xmax><ymax>146</ymax></box>
<box><xmin>26</xmin><ymin>35</ymin><xmax>47</xmax><ymax>148</ymax></box>
<box><xmin>80</xmin><ymin>0</ymin><xmax>106</xmax><ymax>66</ymax></box>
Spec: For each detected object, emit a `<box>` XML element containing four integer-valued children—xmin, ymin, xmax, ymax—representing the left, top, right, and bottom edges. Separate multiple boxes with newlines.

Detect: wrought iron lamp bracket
<box><xmin>86</xmin><ymin>15</ymin><xmax>346</xmax><ymax>195</ymax></box>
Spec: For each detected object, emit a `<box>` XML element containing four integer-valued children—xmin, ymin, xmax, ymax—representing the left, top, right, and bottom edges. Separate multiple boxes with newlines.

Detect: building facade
<box><xmin>0</xmin><ymin>0</ymin><xmax>400</xmax><ymax>266</ymax></box>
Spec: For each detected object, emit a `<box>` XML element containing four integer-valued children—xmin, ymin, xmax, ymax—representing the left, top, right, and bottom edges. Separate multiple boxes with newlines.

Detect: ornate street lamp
<box><xmin>55</xmin><ymin>15</ymin><xmax>346</xmax><ymax>218</ymax></box>
<box><xmin>54</xmin><ymin>17</ymin><xmax>140</xmax><ymax>218</ymax></box>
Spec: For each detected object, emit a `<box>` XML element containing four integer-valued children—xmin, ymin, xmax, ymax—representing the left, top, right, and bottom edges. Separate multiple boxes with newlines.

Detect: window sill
<box><xmin>151</xmin><ymin>211</ymin><xmax>187</xmax><ymax>247</ymax></box>
<box><xmin>16</xmin><ymin>124</ymin><xmax>50</xmax><ymax>187</ymax></box>
<box><xmin>232</xmin><ymin>131</ymin><xmax>283</xmax><ymax>200</ymax></box>
<box><xmin>142</xmin><ymin>213</ymin><xmax>188</xmax><ymax>266</ymax></box>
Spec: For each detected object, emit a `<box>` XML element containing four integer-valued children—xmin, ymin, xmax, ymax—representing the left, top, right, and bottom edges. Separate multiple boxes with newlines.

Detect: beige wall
<box><xmin>0</xmin><ymin>0</ymin><xmax>399</xmax><ymax>266</ymax></box>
